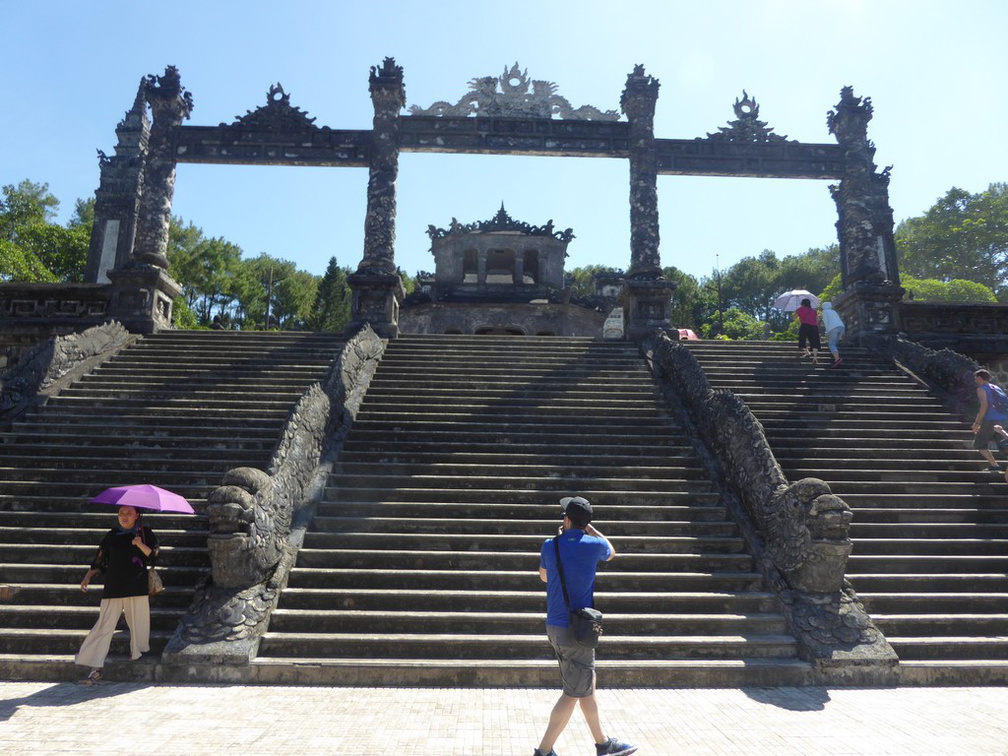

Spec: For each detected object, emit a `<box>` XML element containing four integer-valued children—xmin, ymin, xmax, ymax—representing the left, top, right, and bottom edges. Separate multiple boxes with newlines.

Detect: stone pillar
<box><xmin>132</xmin><ymin>66</ymin><xmax>193</xmax><ymax>269</ymax></box>
<box><xmin>347</xmin><ymin>58</ymin><xmax>406</xmax><ymax>338</ymax></box>
<box><xmin>827</xmin><ymin>87</ymin><xmax>904</xmax><ymax>346</ymax></box>
<box><xmin>620</xmin><ymin>64</ymin><xmax>674</xmax><ymax>341</ymax></box>
<box><xmin>85</xmin><ymin>81</ymin><xmax>149</xmax><ymax>284</ymax></box>
<box><xmin>514</xmin><ymin>250</ymin><xmax>525</xmax><ymax>284</ymax></box>
<box><xmin>477</xmin><ymin>251</ymin><xmax>487</xmax><ymax>284</ymax></box>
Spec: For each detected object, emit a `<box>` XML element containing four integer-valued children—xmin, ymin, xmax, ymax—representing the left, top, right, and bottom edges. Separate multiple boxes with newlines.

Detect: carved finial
<box><xmin>827</xmin><ymin>86</ymin><xmax>873</xmax><ymax>144</ymax></box>
<box><xmin>733</xmin><ymin>90</ymin><xmax>760</xmax><ymax>120</ymax></box>
<box><xmin>143</xmin><ymin>65</ymin><xmax>194</xmax><ymax>122</ymax></box>
<box><xmin>369</xmin><ymin>57</ymin><xmax>406</xmax><ymax>109</ymax></box>
<box><xmin>705</xmin><ymin>90</ymin><xmax>790</xmax><ymax>143</ymax></box>
<box><xmin>621</xmin><ymin>64</ymin><xmax>660</xmax><ymax>115</ymax></box>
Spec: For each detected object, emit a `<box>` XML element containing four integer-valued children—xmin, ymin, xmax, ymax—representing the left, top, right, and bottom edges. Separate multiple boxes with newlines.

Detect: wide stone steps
<box><xmin>257</xmin><ymin>631</ymin><xmax>798</xmax><ymax>661</ymax></box>
<box><xmin>685</xmin><ymin>339</ymin><xmax>1008</xmax><ymax>682</ymax></box>
<box><xmin>256</xmin><ymin>334</ymin><xmax>804</xmax><ymax>686</ymax></box>
<box><xmin>276</xmin><ymin>588</ymin><xmax>778</xmax><ymax>612</ymax></box>
<box><xmin>283</xmin><ymin>568</ymin><xmax>766</xmax><ymax>592</ymax></box>
<box><xmin>321</xmin><ymin>487</ymin><xmax>720</xmax><ymax>507</ymax></box>
<box><xmin>267</xmin><ymin>608</ymin><xmax>789</xmax><ymax>635</ymax></box>
<box><xmin>309</xmin><ymin>517</ymin><xmax>738</xmax><ymax>537</ymax></box>
<box><xmin>0</xmin><ymin>329</ymin><xmax>344</xmax><ymax>680</ymax></box>
<box><xmin>313</xmin><ymin>499</ymin><xmax>727</xmax><ymax>519</ymax></box>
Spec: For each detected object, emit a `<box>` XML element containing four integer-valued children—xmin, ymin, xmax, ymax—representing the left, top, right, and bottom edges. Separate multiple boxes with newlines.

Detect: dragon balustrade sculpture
<box><xmin>890</xmin><ymin>335</ymin><xmax>981</xmax><ymax>418</ymax></box>
<box><xmin>165</xmin><ymin>325</ymin><xmax>384</xmax><ymax>664</ymax></box>
<box><xmin>0</xmin><ymin>321</ymin><xmax>132</xmax><ymax>427</ymax></box>
<box><xmin>644</xmin><ymin>331</ymin><xmax>895</xmax><ymax>676</ymax></box>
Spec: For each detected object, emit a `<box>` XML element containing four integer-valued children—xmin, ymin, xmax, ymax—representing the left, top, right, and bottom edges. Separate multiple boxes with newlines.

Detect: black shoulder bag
<box><xmin>553</xmin><ymin>536</ymin><xmax>603</xmax><ymax>648</ymax></box>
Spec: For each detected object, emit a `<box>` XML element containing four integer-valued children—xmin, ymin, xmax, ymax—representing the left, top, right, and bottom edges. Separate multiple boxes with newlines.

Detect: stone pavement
<box><xmin>1</xmin><ymin>682</ymin><xmax>1007</xmax><ymax>755</ymax></box>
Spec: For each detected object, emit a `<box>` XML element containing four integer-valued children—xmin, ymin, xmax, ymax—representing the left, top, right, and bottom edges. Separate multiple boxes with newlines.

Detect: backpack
<box><xmin>989</xmin><ymin>384</ymin><xmax>1008</xmax><ymax>416</ymax></box>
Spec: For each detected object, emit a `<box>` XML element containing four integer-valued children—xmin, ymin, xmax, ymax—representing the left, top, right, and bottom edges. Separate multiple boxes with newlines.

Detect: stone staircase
<box><xmin>684</xmin><ymin>340</ymin><xmax>1008</xmax><ymax>684</ymax></box>
<box><xmin>252</xmin><ymin>335</ymin><xmax>811</xmax><ymax>686</ymax></box>
<box><xmin>0</xmin><ymin>329</ymin><xmax>344</xmax><ymax>680</ymax></box>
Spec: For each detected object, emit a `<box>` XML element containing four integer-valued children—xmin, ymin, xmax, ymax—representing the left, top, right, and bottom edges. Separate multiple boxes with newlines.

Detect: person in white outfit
<box><xmin>76</xmin><ymin>505</ymin><xmax>158</xmax><ymax>684</ymax></box>
<box><xmin>821</xmin><ymin>301</ymin><xmax>846</xmax><ymax>368</ymax></box>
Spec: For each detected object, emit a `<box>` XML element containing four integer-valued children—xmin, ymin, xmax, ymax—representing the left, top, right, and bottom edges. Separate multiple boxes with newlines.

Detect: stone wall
<box><xmin>399</xmin><ymin>301</ymin><xmax>607</xmax><ymax>337</ymax></box>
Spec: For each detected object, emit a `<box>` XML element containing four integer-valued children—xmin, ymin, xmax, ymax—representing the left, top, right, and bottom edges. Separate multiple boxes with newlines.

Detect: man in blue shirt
<box><xmin>533</xmin><ymin>496</ymin><xmax>637</xmax><ymax>756</ymax></box>
<box><xmin>972</xmin><ymin>369</ymin><xmax>1008</xmax><ymax>472</ymax></box>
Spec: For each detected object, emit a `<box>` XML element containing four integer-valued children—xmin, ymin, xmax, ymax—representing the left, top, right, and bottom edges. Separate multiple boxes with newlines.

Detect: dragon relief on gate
<box><xmin>409</xmin><ymin>62</ymin><xmax>620</xmax><ymax>120</ymax></box>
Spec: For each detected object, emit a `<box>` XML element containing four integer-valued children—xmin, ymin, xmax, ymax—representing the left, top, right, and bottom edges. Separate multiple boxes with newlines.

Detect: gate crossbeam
<box><xmin>174</xmin><ymin>125</ymin><xmax>372</xmax><ymax>167</ymax></box>
<box><xmin>656</xmin><ymin>138</ymin><xmax>844</xmax><ymax>179</ymax></box>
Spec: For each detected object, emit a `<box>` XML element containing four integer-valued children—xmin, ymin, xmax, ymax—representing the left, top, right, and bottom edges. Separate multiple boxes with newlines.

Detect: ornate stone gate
<box><xmin>85</xmin><ymin>60</ymin><xmax>901</xmax><ymax>340</ymax></box>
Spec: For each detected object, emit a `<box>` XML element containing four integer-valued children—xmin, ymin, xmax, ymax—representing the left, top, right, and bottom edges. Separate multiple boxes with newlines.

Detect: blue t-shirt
<box><xmin>540</xmin><ymin>529</ymin><xmax>612</xmax><ymax>627</ymax></box>
<box><xmin>983</xmin><ymin>383</ymin><xmax>1008</xmax><ymax>422</ymax></box>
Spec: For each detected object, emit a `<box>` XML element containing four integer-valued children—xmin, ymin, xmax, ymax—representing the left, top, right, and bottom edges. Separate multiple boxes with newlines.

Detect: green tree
<box><xmin>0</xmin><ymin>180</ymin><xmax>59</xmax><ymax>241</ymax></box>
<box><xmin>273</xmin><ymin>268</ymin><xmax>319</xmax><ymax>329</ymax></box>
<box><xmin>901</xmin><ymin>276</ymin><xmax>997</xmax><ymax>303</ymax></box>
<box><xmin>310</xmin><ymin>256</ymin><xmax>352</xmax><ymax>332</ymax></box>
<box><xmin>69</xmin><ymin>197</ymin><xmax>95</xmax><ymax>230</ymax></box>
<box><xmin>896</xmin><ymin>183</ymin><xmax>1008</xmax><ymax>298</ymax></box>
<box><xmin>0</xmin><ymin>180</ymin><xmax>88</xmax><ymax>281</ymax></box>
<box><xmin>0</xmin><ymin>239</ymin><xmax>58</xmax><ymax>282</ymax></box>
<box><xmin>699</xmin><ymin>307</ymin><xmax>765</xmax><ymax>340</ymax></box>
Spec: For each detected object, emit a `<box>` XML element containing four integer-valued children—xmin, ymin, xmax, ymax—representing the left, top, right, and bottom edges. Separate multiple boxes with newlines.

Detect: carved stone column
<box><xmin>477</xmin><ymin>251</ymin><xmax>487</xmax><ymax>284</ymax></box>
<box><xmin>620</xmin><ymin>65</ymin><xmax>674</xmax><ymax>341</ymax></box>
<box><xmin>85</xmin><ymin>82</ymin><xmax>149</xmax><ymax>284</ymax></box>
<box><xmin>828</xmin><ymin>87</ymin><xmax>904</xmax><ymax>346</ymax></box>
<box><xmin>347</xmin><ymin>58</ymin><xmax>406</xmax><ymax>338</ymax></box>
<box><xmin>132</xmin><ymin>66</ymin><xmax>193</xmax><ymax>269</ymax></box>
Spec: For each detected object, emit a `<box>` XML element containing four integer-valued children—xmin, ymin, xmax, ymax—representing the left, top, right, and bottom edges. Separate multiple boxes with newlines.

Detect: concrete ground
<box><xmin>1</xmin><ymin>682</ymin><xmax>1006</xmax><ymax>755</ymax></box>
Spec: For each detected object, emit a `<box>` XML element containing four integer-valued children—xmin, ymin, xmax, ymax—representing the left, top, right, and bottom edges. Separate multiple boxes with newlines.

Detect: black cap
<box><xmin>560</xmin><ymin>495</ymin><xmax>592</xmax><ymax>525</ymax></box>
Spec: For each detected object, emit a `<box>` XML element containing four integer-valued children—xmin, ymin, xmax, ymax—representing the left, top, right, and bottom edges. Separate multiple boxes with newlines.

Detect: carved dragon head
<box><xmin>206</xmin><ymin>466</ymin><xmax>290</xmax><ymax>589</ymax></box>
<box><xmin>777</xmin><ymin>477</ymin><xmax>853</xmax><ymax>595</ymax></box>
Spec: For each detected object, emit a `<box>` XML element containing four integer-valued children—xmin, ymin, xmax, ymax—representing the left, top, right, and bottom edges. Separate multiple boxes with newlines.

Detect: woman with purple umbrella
<box><xmin>75</xmin><ymin>505</ymin><xmax>159</xmax><ymax>684</ymax></box>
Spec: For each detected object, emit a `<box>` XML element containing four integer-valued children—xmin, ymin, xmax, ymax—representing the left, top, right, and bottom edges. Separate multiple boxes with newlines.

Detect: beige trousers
<box><xmin>74</xmin><ymin>595</ymin><xmax>150</xmax><ymax>669</ymax></box>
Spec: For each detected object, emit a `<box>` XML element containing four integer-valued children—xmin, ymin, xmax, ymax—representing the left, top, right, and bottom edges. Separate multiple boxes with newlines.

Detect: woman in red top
<box><xmin>794</xmin><ymin>298</ymin><xmax>820</xmax><ymax>365</ymax></box>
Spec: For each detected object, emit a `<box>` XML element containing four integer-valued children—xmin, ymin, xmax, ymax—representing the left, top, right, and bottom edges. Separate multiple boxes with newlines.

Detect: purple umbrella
<box><xmin>90</xmin><ymin>484</ymin><xmax>195</xmax><ymax>514</ymax></box>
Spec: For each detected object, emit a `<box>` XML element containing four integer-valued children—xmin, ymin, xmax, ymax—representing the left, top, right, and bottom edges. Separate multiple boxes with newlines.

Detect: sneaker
<box><xmin>830</xmin><ymin>358</ymin><xmax>843</xmax><ymax>368</ymax></box>
<box><xmin>533</xmin><ymin>750</ymin><xmax>558</xmax><ymax>756</ymax></box>
<box><xmin>987</xmin><ymin>464</ymin><xmax>1001</xmax><ymax>473</ymax></box>
<box><xmin>597</xmin><ymin>737</ymin><xmax>637</xmax><ymax>756</ymax></box>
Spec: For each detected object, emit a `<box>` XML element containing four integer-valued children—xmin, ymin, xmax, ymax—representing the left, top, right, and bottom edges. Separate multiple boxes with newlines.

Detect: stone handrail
<box><xmin>0</xmin><ymin>321</ymin><xmax>132</xmax><ymax>427</ymax></box>
<box><xmin>642</xmin><ymin>332</ymin><xmax>896</xmax><ymax>677</ymax></box>
<box><xmin>889</xmin><ymin>335</ymin><xmax>980</xmax><ymax>418</ymax></box>
<box><xmin>164</xmin><ymin>325</ymin><xmax>385</xmax><ymax>666</ymax></box>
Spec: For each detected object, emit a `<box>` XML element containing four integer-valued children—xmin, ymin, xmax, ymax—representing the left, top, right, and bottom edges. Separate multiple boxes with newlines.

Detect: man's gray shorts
<box><xmin>547</xmin><ymin>624</ymin><xmax>596</xmax><ymax>698</ymax></box>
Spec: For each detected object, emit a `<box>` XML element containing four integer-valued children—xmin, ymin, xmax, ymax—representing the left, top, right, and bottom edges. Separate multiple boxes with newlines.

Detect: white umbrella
<box><xmin>773</xmin><ymin>289</ymin><xmax>820</xmax><ymax>312</ymax></box>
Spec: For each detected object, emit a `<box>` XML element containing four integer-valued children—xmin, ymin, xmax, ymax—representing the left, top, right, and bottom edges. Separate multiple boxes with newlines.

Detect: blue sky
<box><xmin>2</xmin><ymin>0</ymin><xmax>1005</xmax><ymax>283</ymax></box>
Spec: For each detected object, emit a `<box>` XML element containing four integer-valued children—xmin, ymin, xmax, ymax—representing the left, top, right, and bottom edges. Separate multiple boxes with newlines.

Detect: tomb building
<box><xmin>398</xmin><ymin>205</ymin><xmax>615</xmax><ymax>337</ymax></box>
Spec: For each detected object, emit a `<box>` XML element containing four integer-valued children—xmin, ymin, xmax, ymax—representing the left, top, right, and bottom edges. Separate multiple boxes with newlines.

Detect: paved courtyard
<box><xmin>1</xmin><ymin>682</ymin><xmax>1006</xmax><ymax>755</ymax></box>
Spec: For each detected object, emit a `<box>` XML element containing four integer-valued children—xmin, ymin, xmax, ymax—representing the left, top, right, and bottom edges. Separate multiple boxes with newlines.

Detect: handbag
<box><xmin>147</xmin><ymin>567</ymin><xmax>164</xmax><ymax>596</ymax></box>
<box><xmin>138</xmin><ymin>527</ymin><xmax>164</xmax><ymax>596</ymax></box>
<box><xmin>553</xmin><ymin>537</ymin><xmax>603</xmax><ymax>648</ymax></box>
